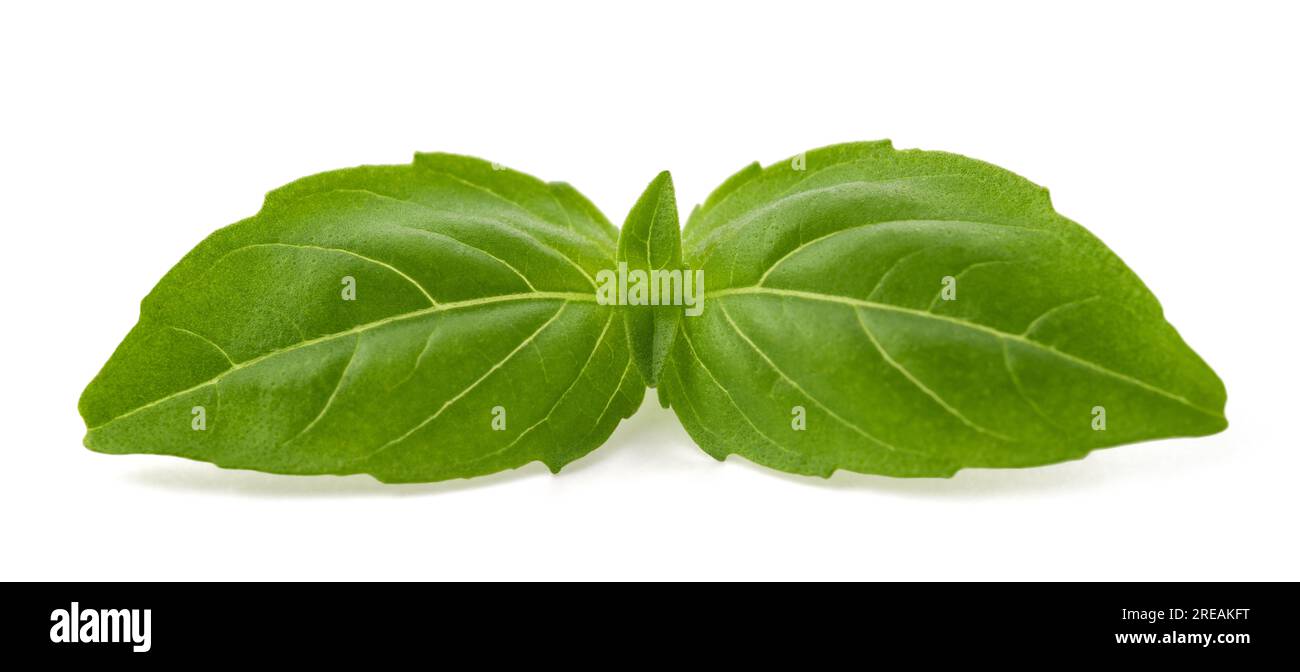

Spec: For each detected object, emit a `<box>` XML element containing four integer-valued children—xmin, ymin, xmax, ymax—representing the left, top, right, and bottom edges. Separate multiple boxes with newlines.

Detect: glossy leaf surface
<box><xmin>659</xmin><ymin>141</ymin><xmax>1227</xmax><ymax>477</ymax></box>
<box><xmin>80</xmin><ymin>156</ymin><xmax>644</xmax><ymax>482</ymax></box>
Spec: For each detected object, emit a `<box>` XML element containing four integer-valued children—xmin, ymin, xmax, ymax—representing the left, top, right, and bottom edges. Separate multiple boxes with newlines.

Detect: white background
<box><xmin>2</xmin><ymin>1</ymin><xmax>1296</xmax><ymax>581</ymax></box>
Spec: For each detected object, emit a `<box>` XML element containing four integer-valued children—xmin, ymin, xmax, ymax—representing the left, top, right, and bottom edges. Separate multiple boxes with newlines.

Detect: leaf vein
<box><xmin>282</xmin><ymin>335</ymin><xmax>362</xmax><ymax>446</ymax></box>
<box><xmin>716</xmin><ymin>301</ymin><xmax>914</xmax><ymax>455</ymax></box>
<box><xmin>86</xmin><ymin>292</ymin><xmax>597</xmax><ymax>431</ymax></box>
<box><xmin>852</xmin><ymin>308</ymin><xmax>1013</xmax><ymax>441</ymax></box>
<box><xmin>466</xmin><ymin>312</ymin><xmax>617</xmax><ymax>466</ymax></box>
<box><xmin>163</xmin><ymin>326</ymin><xmax>235</xmax><ymax>366</ymax></box>
<box><xmin>215</xmin><ymin>242</ymin><xmax>436</xmax><ymax>306</ymax></box>
<box><xmin>710</xmin><ymin>286</ymin><xmax>1223</xmax><ymax>419</ymax></box>
<box><xmin>1021</xmin><ymin>295</ymin><xmax>1103</xmax><ymax>336</ymax></box>
<box><xmin>356</xmin><ymin>302</ymin><xmax>572</xmax><ymax>463</ymax></box>
<box><xmin>695</xmin><ymin>175</ymin><xmax>978</xmax><ymax>265</ymax></box>
<box><xmin>677</xmin><ymin>326</ymin><xmax>798</xmax><ymax>459</ymax></box>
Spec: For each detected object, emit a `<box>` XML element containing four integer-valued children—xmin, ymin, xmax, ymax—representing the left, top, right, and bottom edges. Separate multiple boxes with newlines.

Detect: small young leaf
<box><xmin>80</xmin><ymin>156</ymin><xmax>644</xmax><ymax>483</ymax></box>
<box><xmin>616</xmin><ymin>171</ymin><xmax>683</xmax><ymax>387</ymax></box>
<box><xmin>659</xmin><ymin>141</ymin><xmax>1227</xmax><ymax>477</ymax></box>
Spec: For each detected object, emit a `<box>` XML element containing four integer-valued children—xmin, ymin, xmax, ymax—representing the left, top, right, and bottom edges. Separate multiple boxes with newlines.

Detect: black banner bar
<box><xmin>4</xmin><ymin>582</ymin><xmax>1293</xmax><ymax>662</ymax></box>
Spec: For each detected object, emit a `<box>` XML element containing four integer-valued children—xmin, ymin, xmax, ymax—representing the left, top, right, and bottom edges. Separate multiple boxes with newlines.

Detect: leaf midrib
<box><xmin>88</xmin><ymin>291</ymin><xmax>599</xmax><ymax>432</ymax></box>
<box><xmin>706</xmin><ymin>286</ymin><xmax>1224</xmax><ymax>420</ymax></box>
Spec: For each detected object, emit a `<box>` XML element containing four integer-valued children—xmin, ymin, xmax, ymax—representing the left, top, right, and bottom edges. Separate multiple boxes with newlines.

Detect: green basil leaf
<box><xmin>660</xmin><ymin>141</ymin><xmax>1227</xmax><ymax>477</ymax></box>
<box><xmin>79</xmin><ymin>155</ymin><xmax>644</xmax><ymax>483</ymax></box>
<box><xmin>616</xmin><ymin>171</ymin><xmax>683</xmax><ymax>387</ymax></box>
